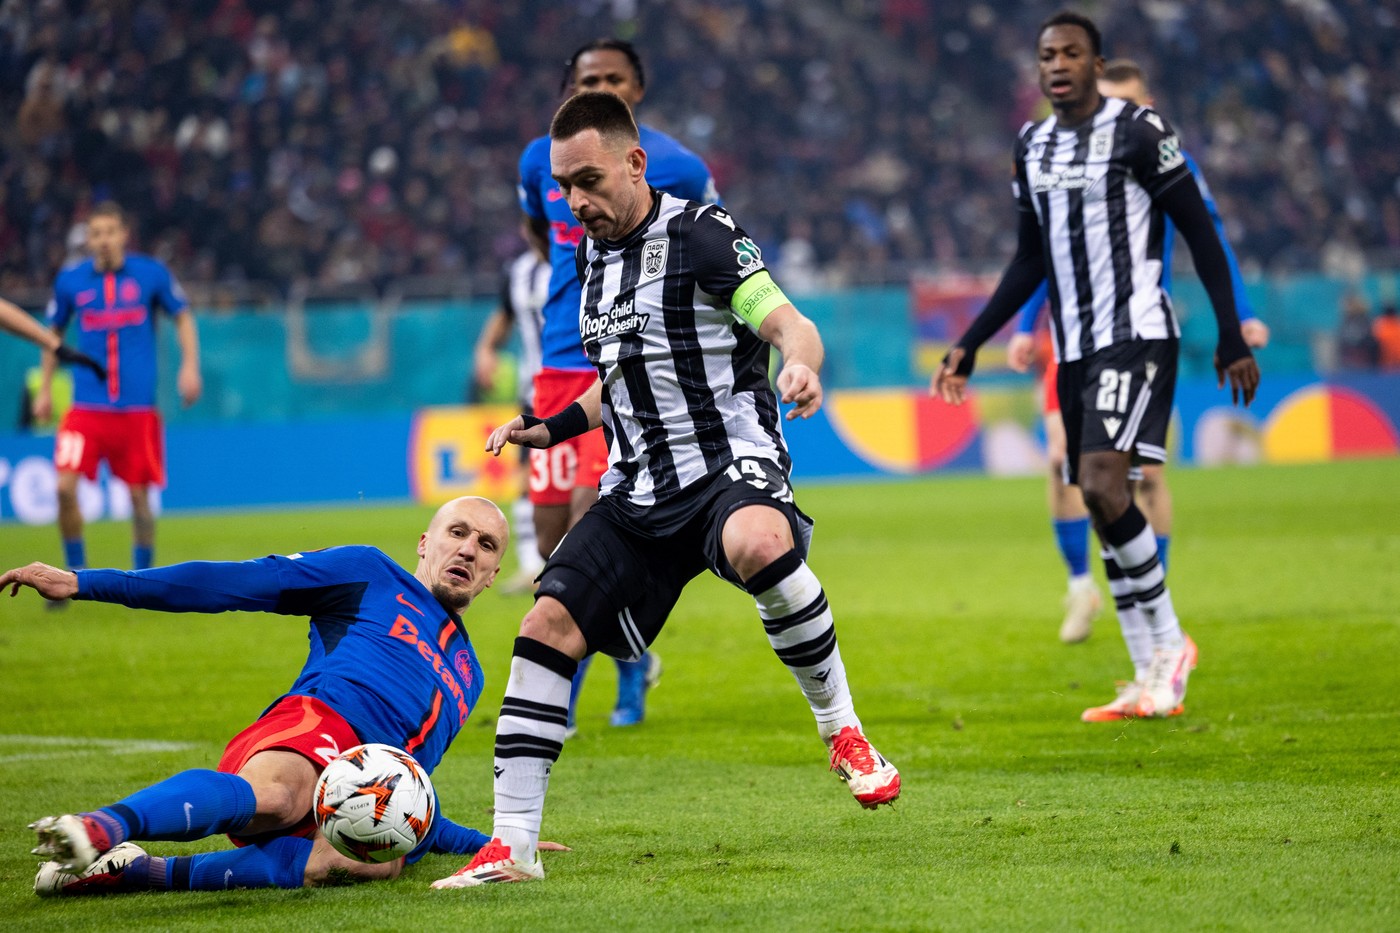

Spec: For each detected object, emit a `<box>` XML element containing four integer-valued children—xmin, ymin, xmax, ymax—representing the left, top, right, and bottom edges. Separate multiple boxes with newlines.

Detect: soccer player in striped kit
<box><xmin>933</xmin><ymin>12</ymin><xmax>1260</xmax><ymax>721</ymax></box>
<box><xmin>1006</xmin><ymin>59</ymin><xmax>1271</xmax><ymax>656</ymax></box>
<box><xmin>434</xmin><ymin>91</ymin><xmax>899</xmax><ymax>889</ymax></box>
<box><xmin>34</xmin><ymin>202</ymin><xmax>202</xmax><ymax>578</ymax></box>
<box><xmin>518</xmin><ymin>39</ymin><xmax>720</xmax><ymax>735</ymax></box>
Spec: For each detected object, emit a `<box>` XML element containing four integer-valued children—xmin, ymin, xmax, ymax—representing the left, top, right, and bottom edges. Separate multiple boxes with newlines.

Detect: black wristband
<box><xmin>543</xmin><ymin>401</ymin><xmax>591</xmax><ymax>444</ymax></box>
<box><xmin>943</xmin><ymin>346</ymin><xmax>977</xmax><ymax>377</ymax></box>
<box><xmin>1216</xmin><ymin>328</ymin><xmax>1251</xmax><ymax>369</ymax></box>
<box><xmin>521</xmin><ymin>402</ymin><xmax>590</xmax><ymax>447</ymax></box>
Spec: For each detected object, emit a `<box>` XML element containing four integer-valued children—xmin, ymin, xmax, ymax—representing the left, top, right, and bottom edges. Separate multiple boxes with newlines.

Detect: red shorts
<box><xmin>1041</xmin><ymin>358</ymin><xmax>1061</xmax><ymax>415</ymax></box>
<box><xmin>529</xmin><ymin>368</ymin><xmax>609</xmax><ymax>507</ymax></box>
<box><xmin>55</xmin><ymin>407</ymin><xmax>166</xmax><ymax>487</ymax></box>
<box><xmin>216</xmin><ymin>694</ymin><xmax>361</xmax><ymax>844</ymax></box>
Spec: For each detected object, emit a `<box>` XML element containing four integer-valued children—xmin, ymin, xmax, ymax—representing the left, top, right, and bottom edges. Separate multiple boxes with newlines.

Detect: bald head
<box><xmin>415</xmin><ymin>496</ymin><xmax>509</xmax><ymax>612</ymax></box>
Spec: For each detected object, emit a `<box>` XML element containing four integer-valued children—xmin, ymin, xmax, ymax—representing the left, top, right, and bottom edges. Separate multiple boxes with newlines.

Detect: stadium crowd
<box><xmin>1</xmin><ymin>0</ymin><xmax>1395</xmax><ymax>295</ymax></box>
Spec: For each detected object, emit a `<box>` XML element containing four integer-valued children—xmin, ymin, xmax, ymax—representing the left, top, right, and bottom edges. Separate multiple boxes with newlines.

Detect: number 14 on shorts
<box><xmin>724</xmin><ymin>459</ymin><xmax>794</xmax><ymax>503</ymax></box>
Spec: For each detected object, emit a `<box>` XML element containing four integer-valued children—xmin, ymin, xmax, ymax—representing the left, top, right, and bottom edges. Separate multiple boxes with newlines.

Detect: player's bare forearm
<box><xmin>1</xmin><ymin>562</ymin><xmax>78</xmax><ymax>600</ymax></box>
<box><xmin>0</xmin><ymin>298</ymin><xmax>59</xmax><ymax>350</ymax></box>
<box><xmin>175</xmin><ymin>312</ymin><xmax>203</xmax><ymax>406</ymax></box>
<box><xmin>759</xmin><ymin>305</ymin><xmax>825</xmax><ymax>374</ymax></box>
<box><xmin>473</xmin><ymin>311</ymin><xmax>513</xmax><ymax>392</ymax></box>
<box><xmin>760</xmin><ymin>305</ymin><xmax>826</xmax><ymax>418</ymax></box>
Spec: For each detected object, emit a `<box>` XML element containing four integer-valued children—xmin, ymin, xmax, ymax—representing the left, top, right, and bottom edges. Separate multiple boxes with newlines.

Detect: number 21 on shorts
<box><xmin>1096</xmin><ymin>370</ymin><xmax>1132</xmax><ymax>413</ymax></box>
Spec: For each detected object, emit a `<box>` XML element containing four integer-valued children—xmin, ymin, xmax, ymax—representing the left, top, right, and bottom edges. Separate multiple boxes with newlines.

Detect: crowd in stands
<box><xmin>1</xmin><ymin>0</ymin><xmax>1396</xmax><ymax>297</ymax></box>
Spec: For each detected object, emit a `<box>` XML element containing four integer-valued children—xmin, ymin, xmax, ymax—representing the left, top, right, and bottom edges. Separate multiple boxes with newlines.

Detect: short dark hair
<box><xmin>1102</xmin><ymin>58</ymin><xmax>1147</xmax><ymax>86</ymax></box>
<box><xmin>1038</xmin><ymin>10</ymin><xmax>1102</xmax><ymax>57</ymax></box>
<box><xmin>89</xmin><ymin>201</ymin><xmax>126</xmax><ymax>225</ymax></box>
<box><xmin>550</xmin><ymin>91</ymin><xmax>640</xmax><ymax>146</ymax></box>
<box><xmin>560</xmin><ymin>38</ymin><xmax>645</xmax><ymax>95</ymax></box>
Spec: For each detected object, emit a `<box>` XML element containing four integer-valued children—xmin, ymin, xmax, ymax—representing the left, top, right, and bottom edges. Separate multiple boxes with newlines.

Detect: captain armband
<box><xmin>730</xmin><ymin>271</ymin><xmax>791</xmax><ymax>331</ymax></box>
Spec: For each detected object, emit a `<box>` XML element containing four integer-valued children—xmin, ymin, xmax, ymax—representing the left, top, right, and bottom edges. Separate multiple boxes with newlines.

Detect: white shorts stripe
<box><xmin>617</xmin><ymin>607</ymin><xmax>644</xmax><ymax>661</ymax></box>
<box><xmin>1116</xmin><ymin>385</ymin><xmax>1153</xmax><ymax>452</ymax></box>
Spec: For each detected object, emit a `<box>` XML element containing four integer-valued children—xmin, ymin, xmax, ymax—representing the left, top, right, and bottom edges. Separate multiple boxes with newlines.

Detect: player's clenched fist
<box><xmin>1</xmin><ymin>562</ymin><xmax>78</xmax><ymax>600</ymax></box>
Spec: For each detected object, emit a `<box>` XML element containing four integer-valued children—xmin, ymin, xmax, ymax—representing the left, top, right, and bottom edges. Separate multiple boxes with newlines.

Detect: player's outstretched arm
<box><xmin>1</xmin><ymin>562</ymin><xmax>78</xmax><ymax>600</ymax></box>
<box><xmin>0</xmin><ymin>298</ymin><xmax>60</xmax><ymax>350</ymax></box>
<box><xmin>759</xmin><ymin>304</ymin><xmax>825</xmax><ymax>420</ymax></box>
<box><xmin>1156</xmin><ymin>179</ymin><xmax>1260</xmax><ymax>406</ymax></box>
<box><xmin>930</xmin><ymin>209</ymin><xmax>1046</xmax><ymax>398</ymax></box>
<box><xmin>485</xmin><ymin>379</ymin><xmax>602</xmax><ymax>455</ymax></box>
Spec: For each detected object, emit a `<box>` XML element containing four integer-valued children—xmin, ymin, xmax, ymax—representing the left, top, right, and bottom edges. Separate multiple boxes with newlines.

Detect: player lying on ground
<box><xmin>434</xmin><ymin>92</ymin><xmax>898</xmax><ymax>889</ymax></box>
<box><xmin>3</xmin><ymin>496</ymin><xmax>567</xmax><ymax>896</ymax></box>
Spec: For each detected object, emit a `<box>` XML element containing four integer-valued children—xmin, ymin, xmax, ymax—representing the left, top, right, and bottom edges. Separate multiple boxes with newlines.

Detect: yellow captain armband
<box><xmin>730</xmin><ymin>271</ymin><xmax>790</xmax><ymax>331</ymax></box>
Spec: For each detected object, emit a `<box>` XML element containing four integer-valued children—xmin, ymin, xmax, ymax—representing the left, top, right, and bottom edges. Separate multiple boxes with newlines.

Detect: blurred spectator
<box><xmin>1336</xmin><ymin>293</ymin><xmax>1379</xmax><ymax>371</ymax></box>
<box><xmin>1373</xmin><ymin>304</ymin><xmax>1400</xmax><ymax>370</ymax></box>
<box><xmin>0</xmin><ymin>1</ymin><xmax>1395</xmax><ymax>293</ymax></box>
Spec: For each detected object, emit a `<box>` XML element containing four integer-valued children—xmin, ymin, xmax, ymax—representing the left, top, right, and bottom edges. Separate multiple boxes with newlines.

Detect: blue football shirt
<box><xmin>46</xmin><ymin>253</ymin><xmax>189</xmax><ymax>410</ymax></box>
<box><xmin>76</xmin><ymin>545</ymin><xmax>485</xmax><ymax>775</ymax></box>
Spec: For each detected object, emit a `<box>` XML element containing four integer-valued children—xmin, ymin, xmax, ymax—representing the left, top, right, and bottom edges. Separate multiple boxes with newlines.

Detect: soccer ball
<box><xmin>314</xmin><ymin>743</ymin><xmax>436</xmax><ymax>863</ymax></box>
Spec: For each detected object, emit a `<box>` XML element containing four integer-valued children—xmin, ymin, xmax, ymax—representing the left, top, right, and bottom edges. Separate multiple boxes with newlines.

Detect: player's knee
<box><xmin>1137</xmin><ymin>470</ymin><xmax>1162</xmax><ymax>498</ymax></box>
<box><xmin>726</xmin><ymin>528</ymin><xmax>795</xmax><ymax>583</ymax></box>
<box><xmin>251</xmin><ymin>780</ymin><xmax>305</xmax><ymax>827</ymax></box>
<box><xmin>518</xmin><ymin>597</ymin><xmax>587</xmax><ymax>659</ymax></box>
<box><xmin>56</xmin><ymin>473</ymin><xmax>80</xmax><ymax>499</ymax></box>
<box><xmin>1079</xmin><ymin>480</ymin><xmax>1127</xmax><ymax>523</ymax></box>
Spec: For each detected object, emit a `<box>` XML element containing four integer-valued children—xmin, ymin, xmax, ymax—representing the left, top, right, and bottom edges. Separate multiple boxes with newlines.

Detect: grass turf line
<box><xmin>0</xmin><ymin>459</ymin><xmax>1396</xmax><ymax>931</ymax></box>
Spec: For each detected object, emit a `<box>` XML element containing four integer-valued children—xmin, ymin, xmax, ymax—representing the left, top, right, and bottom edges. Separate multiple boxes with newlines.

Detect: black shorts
<box><xmin>534</xmin><ymin>457</ymin><xmax>814</xmax><ymax>661</ymax></box>
<box><xmin>1058</xmin><ymin>338</ymin><xmax>1178</xmax><ymax>486</ymax></box>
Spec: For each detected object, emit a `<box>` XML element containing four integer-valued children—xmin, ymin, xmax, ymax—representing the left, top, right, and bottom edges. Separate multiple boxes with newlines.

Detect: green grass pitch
<box><xmin>1</xmin><ymin>460</ymin><xmax>1396</xmax><ymax>931</ymax></box>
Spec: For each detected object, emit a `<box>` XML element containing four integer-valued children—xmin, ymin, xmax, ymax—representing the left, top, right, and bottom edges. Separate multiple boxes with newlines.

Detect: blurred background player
<box><xmin>1007</xmin><ymin>58</ymin><xmax>1271</xmax><ymax>644</ymax></box>
<box><xmin>32</xmin><ymin>202</ymin><xmax>202</xmax><ymax>580</ymax></box>
<box><xmin>7</xmin><ymin>497</ymin><xmax>567</xmax><ymax>895</ymax></box>
<box><xmin>518</xmin><ymin>39</ymin><xmax>719</xmax><ymax>734</ymax></box>
<box><xmin>473</xmin><ymin>234</ymin><xmax>550</xmax><ymax>595</ymax></box>
<box><xmin>933</xmin><ymin>12</ymin><xmax>1260</xmax><ymax>722</ymax></box>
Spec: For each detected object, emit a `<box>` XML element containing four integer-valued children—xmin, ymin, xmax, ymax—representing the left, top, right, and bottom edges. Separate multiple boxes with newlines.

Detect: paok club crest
<box><xmin>641</xmin><ymin>239</ymin><xmax>668</xmax><ymax>280</ymax></box>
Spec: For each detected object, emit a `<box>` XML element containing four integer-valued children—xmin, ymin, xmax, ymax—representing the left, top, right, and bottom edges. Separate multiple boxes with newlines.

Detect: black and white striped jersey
<box><xmin>1014</xmin><ymin>96</ymin><xmax>1193</xmax><ymax>362</ymax></box>
<box><xmin>575</xmin><ymin>189</ymin><xmax>787</xmax><ymax>513</ymax></box>
<box><xmin>501</xmin><ymin>249</ymin><xmax>548</xmax><ymax>406</ymax></box>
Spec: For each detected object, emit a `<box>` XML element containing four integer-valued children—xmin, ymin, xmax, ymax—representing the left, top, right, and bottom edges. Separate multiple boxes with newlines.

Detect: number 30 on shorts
<box><xmin>529</xmin><ymin>445</ymin><xmax>579</xmax><ymax>494</ymax></box>
<box><xmin>1096</xmin><ymin>370</ymin><xmax>1133</xmax><ymax>414</ymax></box>
<box><xmin>54</xmin><ymin>430</ymin><xmax>86</xmax><ymax>471</ymax></box>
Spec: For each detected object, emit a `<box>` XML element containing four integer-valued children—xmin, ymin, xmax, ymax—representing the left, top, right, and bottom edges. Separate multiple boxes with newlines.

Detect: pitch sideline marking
<box><xmin>0</xmin><ymin>734</ymin><xmax>200</xmax><ymax>764</ymax></box>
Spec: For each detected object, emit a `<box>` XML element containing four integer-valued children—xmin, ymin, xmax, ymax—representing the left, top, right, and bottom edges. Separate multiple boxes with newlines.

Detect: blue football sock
<box><xmin>133</xmin><ymin>544</ymin><xmax>154</xmax><ymax>571</ymax></box>
<box><xmin>566</xmin><ymin>654</ymin><xmax>593</xmax><ymax>728</ymax></box>
<box><xmin>168</xmin><ymin>836</ymin><xmax>312</xmax><ymax>890</ymax></box>
<box><xmin>1053</xmin><ymin>517</ymin><xmax>1092</xmax><ymax>579</ymax></box>
<box><xmin>1156</xmin><ymin>535</ymin><xmax>1170</xmax><ymax>574</ymax></box>
<box><xmin>96</xmin><ymin>769</ymin><xmax>256</xmax><ymax>842</ymax></box>
<box><xmin>62</xmin><ymin>538</ymin><xmax>86</xmax><ymax>571</ymax></box>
